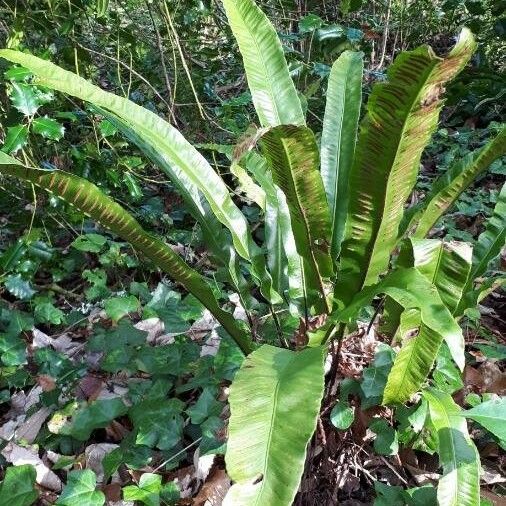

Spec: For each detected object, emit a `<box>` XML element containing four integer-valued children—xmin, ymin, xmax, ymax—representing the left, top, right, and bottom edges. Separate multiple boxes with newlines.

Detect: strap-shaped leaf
<box><xmin>469</xmin><ymin>182</ymin><xmax>506</xmax><ymax>282</ymax></box>
<box><xmin>241</xmin><ymin>151</ymin><xmax>304</xmax><ymax>307</ymax></box>
<box><xmin>424</xmin><ymin>389</ymin><xmax>480</xmax><ymax>506</ymax></box>
<box><xmin>222</xmin><ymin>0</ymin><xmax>305</xmax><ymax>127</ymax></box>
<box><xmin>407</xmin><ymin>128</ymin><xmax>506</xmax><ymax>238</ymax></box>
<box><xmin>260</xmin><ymin>125</ymin><xmax>333</xmax><ymax>309</ymax></box>
<box><xmin>95</xmin><ymin>108</ymin><xmax>226</xmax><ymax>258</ymax></box>
<box><xmin>383</xmin><ymin>240</ymin><xmax>471</xmax><ymax>404</ymax></box>
<box><xmin>457</xmin><ymin>276</ymin><xmax>506</xmax><ymax>317</ymax></box>
<box><xmin>335</xmin><ymin>267</ymin><xmax>465</xmax><ymax>370</ymax></box>
<box><xmin>230</xmin><ymin>163</ymin><xmax>266</xmax><ymax>210</ymax></box>
<box><xmin>336</xmin><ymin>29</ymin><xmax>476</xmax><ymax>307</ymax></box>
<box><xmin>405</xmin><ymin>239</ymin><xmax>473</xmax><ymax>313</ymax></box>
<box><xmin>225</xmin><ymin>344</ymin><xmax>325</xmax><ymax>506</ymax></box>
<box><xmin>0</xmin><ymin>152</ymin><xmax>253</xmax><ymax>354</ymax></box>
<box><xmin>0</xmin><ymin>50</ymin><xmax>280</xmax><ymax>304</ymax></box>
<box><xmin>455</xmin><ymin>183</ymin><xmax>506</xmax><ymax>315</ymax></box>
<box><xmin>321</xmin><ymin>50</ymin><xmax>363</xmax><ymax>260</ymax></box>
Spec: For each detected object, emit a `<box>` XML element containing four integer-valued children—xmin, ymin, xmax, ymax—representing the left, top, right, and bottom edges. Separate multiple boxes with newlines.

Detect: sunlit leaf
<box><xmin>56</xmin><ymin>470</ymin><xmax>105</xmax><ymax>506</ymax></box>
<box><xmin>0</xmin><ymin>464</ymin><xmax>38</xmax><ymax>506</ymax></box>
<box><xmin>424</xmin><ymin>389</ymin><xmax>480</xmax><ymax>506</ymax></box>
<box><xmin>225</xmin><ymin>345</ymin><xmax>325</xmax><ymax>506</ymax></box>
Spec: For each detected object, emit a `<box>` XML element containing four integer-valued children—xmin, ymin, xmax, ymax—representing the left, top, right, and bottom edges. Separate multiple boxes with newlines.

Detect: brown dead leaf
<box><xmin>37</xmin><ymin>375</ymin><xmax>56</xmax><ymax>392</ymax></box>
<box><xmin>464</xmin><ymin>366</ymin><xmax>485</xmax><ymax>393</ymax></box>
<box><xmin>105</xmin><ymin>420</ymin><xmax>129</xmax><ymax>442</ymax></box>
<box><xmin>76</xmin><ymin>375</ymin><xmax>103</xmax><ymax>401</ymax></box>
<box><xmin>480</xmin><ymin>489</ymin><xmax>506</xmax><ymax>506</ymax></box>
<box><xmin>102</xmin><ymin>482</ymin><xmax>122</xmax><ymax>502</ymax></box>
<box><xmin>479</xmin><ymin>361</ymin><xmax>506</xmax><ymax>395</ymax></box>
<box><xmin>193</xmin><ymin>468</ymin><xmax>231</xmax><ymax>506</ymax></box>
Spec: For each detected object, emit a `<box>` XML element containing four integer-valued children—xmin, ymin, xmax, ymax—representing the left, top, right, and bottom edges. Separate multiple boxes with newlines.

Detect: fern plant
<box><xmin>0</xmin><ymin>0</ymin><xmax>505</xmax><ymax>504</ymax></box>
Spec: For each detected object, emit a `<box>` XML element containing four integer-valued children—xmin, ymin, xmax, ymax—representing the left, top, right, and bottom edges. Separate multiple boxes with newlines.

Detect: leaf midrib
<box><xmin>253</xmin><ymin>355</ymin><xmax>297</xmax><ymax>506</ymax></box>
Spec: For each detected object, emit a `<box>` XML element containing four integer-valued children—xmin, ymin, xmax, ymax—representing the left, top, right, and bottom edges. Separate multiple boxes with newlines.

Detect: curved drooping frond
<box><xmin>0</xmin><ymin>49</ymin><xmax>280</xmax><ymax>304</ymax></box>
<box><xmin>406</xmin><ymin>127</ymin><xmax>506</xmax><ymax>238</ymax></box>
<box><xmin>424</xmin><ymin>389</ymin><xmax>480</xmax><ymax>506</ymax></box>
<box><xmin>468</xmin><ymin>182</ymin><xmax>506</xmax><ymax>282</ymax></box>
<box><xmin>0</xmin><ymin>152</ymin><xmax>253</xmax><ymax>354</ymax></box>
<box><xmin>240</xmin><ymin>151</ymin><xmax>304</xmax><ymax>308</ymax></box>
<box><xmin>334</xmin><ymin>267</ymin><xmax>465</xmax><ymax>374</ymax></box>
<box><xmin>222</xmin><ymin>0</ymin><xmax>305</xmax><ymax>127</ymax></box>
<box><xmin>95</xmin><ymin>109</ymin><xmax>225</xmax><ymax>257</ymax></box>
<box><xmin>321</xmin><ymin>50</ymin><xmax>363</xmax><ymax>260</ymax></box>
<box><xmin>225</xmin><ymin>345</ymin><xmax>325</xmax><ymax>506</ymax></box>
<box><xmin>405</xmin><ymin>239</ymin><xmax>473</xmax><ymax>313</ymax></box>
<box><xmin>335</xmin><ymin>29</ymin><xmax>476</xmax><ymax>307</ymax></box>
<box><xmin>382</xmin><ymin>240</ymin><xmax>472</xmax><ymax>404</ymax></box>
<box><xmin>260</xmin><ymin>125</ymin><xmax>333</xmax><ymax>310</ymax></box>
<box><xmin>455</xmin><ymin>182</ymin><xmax>506</xmax><ymax>315</ymax></box>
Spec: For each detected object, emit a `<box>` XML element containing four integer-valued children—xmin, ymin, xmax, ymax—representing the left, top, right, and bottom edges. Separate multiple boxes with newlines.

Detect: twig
<box><xmin>145</xmin><ymin>0</ymin><xmax>178</xmax><ymax>125</ymax></box>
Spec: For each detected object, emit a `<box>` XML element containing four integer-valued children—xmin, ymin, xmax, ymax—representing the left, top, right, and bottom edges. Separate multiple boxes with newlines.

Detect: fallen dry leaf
<box><xmin>2</xmin><ymin>442</ymin><xmax>62</xmax><ymax>491</ymax></box>
<box><xmin>193</xmin><ymin>468</ymin><xmax>231</xmax><ymax>506</ymax></box>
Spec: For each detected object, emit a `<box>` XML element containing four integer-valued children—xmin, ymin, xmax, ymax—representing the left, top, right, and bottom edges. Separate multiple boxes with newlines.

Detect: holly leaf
<box><xmin>10</xmin><ymin>82</ymin><xmax>40</xmax><ymax>116</ymax></box>
<box><xmin>0</xmin><ymin>464</ymin><xmax>38</xmax><ymax>506</ymax></box>
<box><xmin>4</xmin><ymin>274</ymin><xmax>36</xmax><ymax>300</ymax></box>
<box><xmin>98</xmin><ymin>119</ymin><xmax>117</xmax><ymax>137</ymax></box>
<box><xmin>0</xmin><ymin>333</ymin><xmax>27</xmax><ymax>366</ymax></box>
<box><xmin>2</xmin><ymin>125</ymin><xmax>29</xmax><ymax>154</ymax></box>
<box><xmin>32</xmin><ymin>117</ymin><xmax>65</xmax><ymax>140</ymax></box>
<box><xmin>56</xmin><ymin>470</ymin><xmax>105</xmax><ymax>506</ymax></box>
<box><xmin>34</xmin><ymin>297</ymin><xmax>65</xmax><ymax>325</ymax></box>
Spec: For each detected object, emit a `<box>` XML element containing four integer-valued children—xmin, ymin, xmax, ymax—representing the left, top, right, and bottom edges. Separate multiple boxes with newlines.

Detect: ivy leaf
<box><xmin>2</xmin><ymin>125</ymin><xmax>29</xmax><ymax>154</ymax></box>
<box><xmin>32</xmin><ymin>116</ymin><xmax>65</xmax><ymax>140</ymax></box>
<box><xmin>0</xmin><ymin>333</ymin><xmax>27</xmax><ymax>366</ymax></box>
<box><xmin>129</xmin><ymin>398</ymin><xmax>184</xmax><ymax>450</ymax></box>
<box><xmin>122</xmin><ymin>473</ymin><xmax>178</xmax><ymax>506</ymax></box>
<box><xmin>186</xmin><ymin>387</ymin><xmax>223</xmax><ymax>424</ymax></box>
<box><xmin>71</xmin><ymin>233</ymin><xmax>107</xmax><ymax>253</ymax></box>
<box><xmin>403</xmin><ymin>484</ymin><xmax>437</xmax><ymax>505</ymax></box>
<box><xmin>360</xmin><ymin>344</ymin><xmax>395</xmax><ymax>408</ymax></box>
<box><xmin>63</xmin><ymin>398</ymin><xmax>128</xmax><ymax>441</ymax></box>
<box><xmin>330</xmin><ymin>400</ymin><xmax>354</xmax><ymax>430</ymax></box>
<box><xmin>104</xmin><ymin>295</ymin><xmax>140</xmax><ymax>322</ymax></box>
<box><xmin>10</xmin><ymin>82</ymin><xmax>40</xmax><ymax>116</ymax></box>
<box><xmin>0</xmin><ymin>464</ymin><xmax>38</xmax><ymax>506</ymax></box>
<box><xmin>98</xmin><ymin>119</ymin><xmax>117</xmax><ymax>137</ymax></box>
<box><xmin>4</xmin><ymin>66</ymin><xmax>32</xmax><ymax>81</ymax></box>
<box><xmin>370</xmin><ymin>419</ymin><xmax>399</xmax><ymax>455</ymax></box>
<box><xmin>373</xmin><ymin>481</ymin><xmax>404</xmax><ymax>506</ymax></box>
<box><xmin>4</xmin><ymin>274</ymin><xmax>36</xmax><ymax>300</ymax></box>
<box><xmin>462</xmin><ymin>397</ymin><xmax>506</xmax><ymax>449</ymax></box>
<box><xmin>56</xmin><ymin>470</ymin><xmax>105</xmax><ymax>506</ymax></box>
